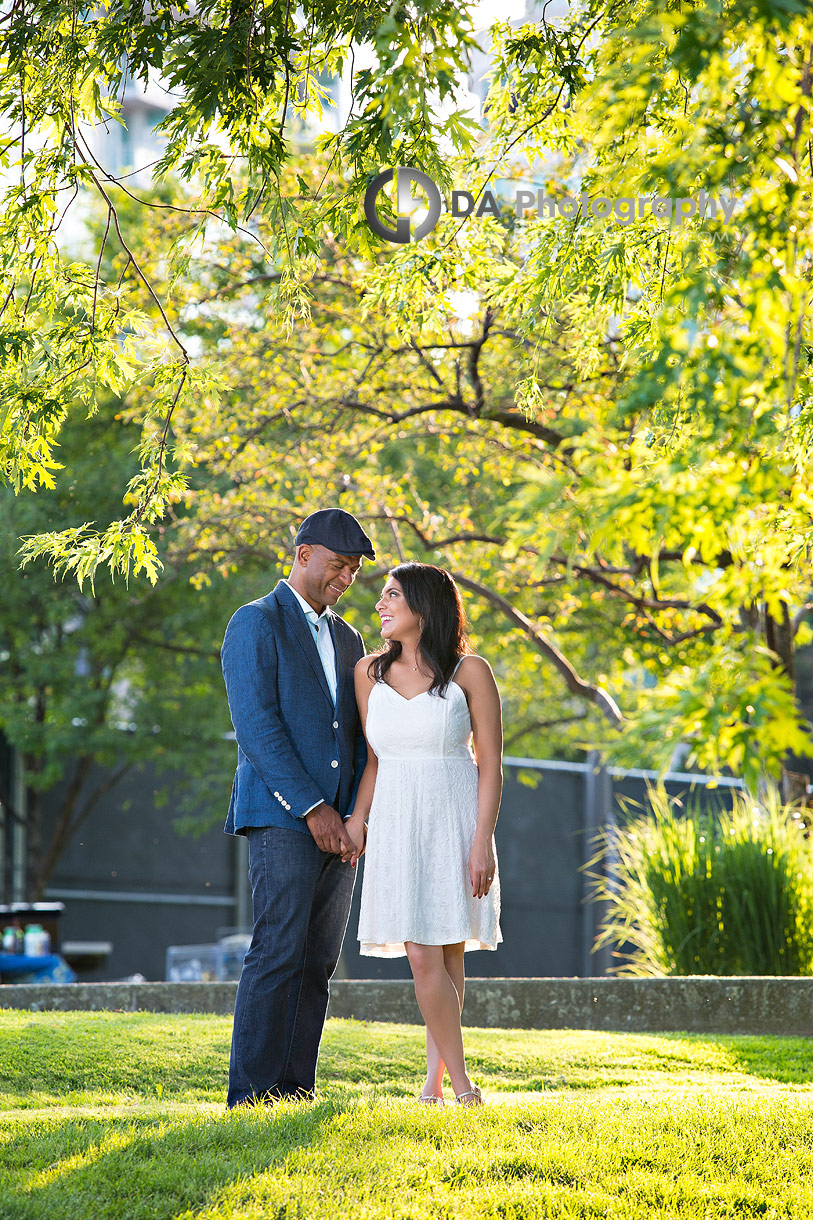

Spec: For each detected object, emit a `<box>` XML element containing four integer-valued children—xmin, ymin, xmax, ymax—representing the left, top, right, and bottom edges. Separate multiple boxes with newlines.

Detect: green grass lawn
<box><xmin>1</xmin><ymin>1011</ymin><xmax>812</xmax><ymax>1219</ymax></box>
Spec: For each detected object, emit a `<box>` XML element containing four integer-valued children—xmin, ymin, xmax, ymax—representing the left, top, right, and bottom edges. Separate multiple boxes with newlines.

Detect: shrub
<box><xmin>589</xmin><ymin>783</ymin><xmax>813</xmax><ymax>976</ymax></box>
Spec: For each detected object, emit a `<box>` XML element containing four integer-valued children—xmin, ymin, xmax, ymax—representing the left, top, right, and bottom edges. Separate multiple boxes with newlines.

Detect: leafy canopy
<box><xmin>2</xmin><ymin>0</ymin><xmax>813</xmax><ymax>786</ymax></box>
<box><xmin>0</xmin><ymin>0</ymin><xmax>479</xmax><ymax>581</ymax></box>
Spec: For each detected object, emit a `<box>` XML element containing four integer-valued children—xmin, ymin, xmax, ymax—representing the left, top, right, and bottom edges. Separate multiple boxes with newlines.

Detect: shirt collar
<box><xmin>284</xmin><ymin>579</ymin><xmax>330</xmax><ymax>623</ymax></box>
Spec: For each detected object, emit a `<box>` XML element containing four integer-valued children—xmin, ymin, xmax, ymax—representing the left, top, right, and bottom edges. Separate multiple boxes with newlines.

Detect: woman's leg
<box><xmin>405</xmin><ymin>941</ymin><xmax>472</xmax><ymax>1099</ymax></box>
<box><xmin>423</xmin><ymin>944</ymin><xmax>466</xmax><ymax>1097</ymax></box>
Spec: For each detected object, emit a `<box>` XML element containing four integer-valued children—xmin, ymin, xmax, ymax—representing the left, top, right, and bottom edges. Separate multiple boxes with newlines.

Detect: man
<box><xmin>221</xmin><ymin>508</ymin><xmax>375</xmax><ymax>1107</ymax></box>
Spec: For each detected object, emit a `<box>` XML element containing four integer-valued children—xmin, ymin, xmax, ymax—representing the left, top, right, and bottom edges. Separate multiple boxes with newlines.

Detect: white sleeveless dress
<box><xmin>357</xmin><ymin>666</ymin><xmax>502</xmax><ymax>958</ymax></box>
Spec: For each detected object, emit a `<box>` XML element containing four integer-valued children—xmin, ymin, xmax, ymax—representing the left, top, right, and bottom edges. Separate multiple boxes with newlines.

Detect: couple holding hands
<box><xmin>222</xmin><ymin>508</ymin><xmax>502</xmax><ymax>1109</ymax></box>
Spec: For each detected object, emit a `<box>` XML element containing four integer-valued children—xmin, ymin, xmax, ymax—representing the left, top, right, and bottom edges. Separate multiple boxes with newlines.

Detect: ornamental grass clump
<box><xmin>590</xmin><ymin>783</ymin><xmax>813</xmax><ymax>976</ymax></box>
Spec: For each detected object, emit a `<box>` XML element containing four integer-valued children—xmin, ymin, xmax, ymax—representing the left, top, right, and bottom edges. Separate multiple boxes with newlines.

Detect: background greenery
<box><xmin>0</xmin><ymin>407</ymin><xmax>264</xmax><ymax>895</ymax></box>
<box><xmin>3</xmin><ymin>0</ymin><xmax>813</xmax><ymax>883</ymax></box>
<box><xmin>591</xmin><ymin>783</ymin><xmax>813</xmax><ymax>976</ymax></box>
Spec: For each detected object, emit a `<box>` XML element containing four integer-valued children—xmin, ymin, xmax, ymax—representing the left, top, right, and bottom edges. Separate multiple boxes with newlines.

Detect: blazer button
<box><xmin>331</xmin><ymin>760</ymin><xmax>339</xmax><ymax>768</ymax></box>
<box><xmin>333</xmin><ymin>721</ymin><xmax>339</xmax><ymax>729</ymax></box>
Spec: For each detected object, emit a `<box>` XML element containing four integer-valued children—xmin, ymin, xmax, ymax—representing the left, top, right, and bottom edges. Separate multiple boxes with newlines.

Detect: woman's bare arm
<box><xmin>458</xmin><ymin>656</ymin><xmax>503</xmax><ymax>898</ymax></box>
<box><xmin>346</xmin><ymin>657</ymin><xmax>380</xmax><ymax>853</ymax></box>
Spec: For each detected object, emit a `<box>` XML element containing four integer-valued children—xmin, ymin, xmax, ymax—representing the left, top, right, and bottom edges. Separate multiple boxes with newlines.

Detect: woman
<box><xmin>346</xmin><ymin>563</ymin><xmax>502</xmax><ymax>1107</ymax></box>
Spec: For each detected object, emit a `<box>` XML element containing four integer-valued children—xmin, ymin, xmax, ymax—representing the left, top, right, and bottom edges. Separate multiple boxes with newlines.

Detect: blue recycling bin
<box><xmin>0</xmin><ymin>952</ymin><xmax>76</xmax><ymax>983</ymax></box>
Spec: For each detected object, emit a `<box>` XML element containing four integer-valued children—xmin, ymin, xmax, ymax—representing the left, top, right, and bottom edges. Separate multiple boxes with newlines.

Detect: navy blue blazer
<box><xmin>222</xmin><ymin>580</ymin><xmax>367</xmax><ymax>836</ymax></box>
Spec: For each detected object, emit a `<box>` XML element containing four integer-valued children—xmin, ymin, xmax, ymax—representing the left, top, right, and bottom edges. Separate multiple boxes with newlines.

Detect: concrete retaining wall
<box><xmin>2</xmin><ymin>977</ymin><xmax>813</xmax><ymax>1036</ymax></box>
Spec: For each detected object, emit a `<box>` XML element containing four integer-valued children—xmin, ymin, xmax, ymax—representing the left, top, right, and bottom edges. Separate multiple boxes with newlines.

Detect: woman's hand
<box><xmin>468</xmin><ymin>833</ymin><xmax>496</xmax><ymax>899</ymax></box>
<box><xmin>344</xmin><ymin>815</ymin><xmax>368</xmax><ymax>862</ymax></box>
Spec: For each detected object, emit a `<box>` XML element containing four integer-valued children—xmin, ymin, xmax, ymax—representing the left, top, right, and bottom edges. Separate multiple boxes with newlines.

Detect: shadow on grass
<box><xmin>714</xmin><ymin>1035</ymin><xmax>813</xmax><ymax>1084</ymax></box>
<box><xmin>644</xmin><ymin>1032</ymin><xmax>813</xmax><ymax>1086</ymax></box>
<box><xmin>0</xmin><ymin>1093</ymin><xmax>356</xmax><ymax>1220</ymax></box>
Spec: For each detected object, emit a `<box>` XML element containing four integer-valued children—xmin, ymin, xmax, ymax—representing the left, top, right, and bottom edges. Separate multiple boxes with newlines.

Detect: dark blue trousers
<box><xmin>227</xmin><ymin>825</ymin><xmax>355</xmax><ymax>1107</ymax></box>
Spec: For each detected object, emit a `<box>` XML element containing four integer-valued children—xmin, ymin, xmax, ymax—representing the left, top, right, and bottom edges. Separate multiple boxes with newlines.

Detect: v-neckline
<box><xmin>377</xmin><ymin>681</ymin><xmax>463</xmax><ymax>703</ymax></box>
<box><xmin>379</xmin><ymin>682</ymin><xmax>430</xmax><ymax>703</ymax></box>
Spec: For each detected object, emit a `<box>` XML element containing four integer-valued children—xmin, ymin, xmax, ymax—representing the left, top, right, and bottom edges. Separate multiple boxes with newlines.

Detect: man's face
<box><xmin>299</xmin><ymin>545</ymin><xmax>362</xmax><ymax>608</ymax></box>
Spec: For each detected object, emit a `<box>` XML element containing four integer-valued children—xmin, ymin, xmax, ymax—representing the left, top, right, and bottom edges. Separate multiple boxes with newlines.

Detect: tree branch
<box><xmin>503</xmin><ymin>713</ymin><xmax>588</xmax><ymax>749</ymax></box>
<box><xmin>132</xmin><ymin>633</ymin><xmax>222</xmax><ymax>660</ymax></box>
<box><xmin>548</xmin><ymin>558</ymin><xmax>723</xmax><ymax>626</ymax></box>
<box><xmin>336</xmin><ymin>394</ymin><xmax>571</xmax><ymax>447</ymax></box>
<box><xmin>451</xmin><ymin>572</ymin><xmax>624</xmax><ymax>726</ymax></box>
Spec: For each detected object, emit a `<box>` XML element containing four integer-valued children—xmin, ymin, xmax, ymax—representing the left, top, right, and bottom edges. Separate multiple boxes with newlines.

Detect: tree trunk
<box><xmin>32</xmin><ymin>759</ymin><xmax>133</xmax><ymax>898</ymax></box>
<box><xmin>764</xmin><ymin>602</ymin><xmax>794</xmax><ymax>681</ymax></box>
<box><xmin>31</xmin><ymin>755</ymin><xmax>94</xmax><ymax>899</ymax></box>
<box><xmin>763</xmin><ymin>601</ymin><xmax>813</xmax><ymax>806</ymax></box>
<box><xmin>25</xmin><ymin>782</ymin><xmax>41</xmax><ymax>900</ymax></box>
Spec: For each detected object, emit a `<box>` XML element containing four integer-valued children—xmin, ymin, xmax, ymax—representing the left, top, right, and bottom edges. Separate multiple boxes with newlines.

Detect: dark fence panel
<box><xmin>36</xmin><ymin>758</ymin><xmax>746</xmax><ymax>982</ymax></box>
<box><xmin>41</xmin><ymin>763</ymin><xmax>238</xmax><ymax>982</ymax></box>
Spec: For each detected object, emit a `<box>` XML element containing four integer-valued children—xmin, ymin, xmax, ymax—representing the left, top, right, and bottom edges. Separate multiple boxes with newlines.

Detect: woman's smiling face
<box><xmin>375</xmin><ymin>577</ymin><xmax>421</xmax><ymax>641</ymax></box>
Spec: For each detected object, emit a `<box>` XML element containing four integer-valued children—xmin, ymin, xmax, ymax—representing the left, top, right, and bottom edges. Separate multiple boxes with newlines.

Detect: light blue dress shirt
<box><xmin>282</xmin><ymin>580</ymin><xmax>340</xmax><ymax>819</ymax></box>
<box><xmin>284</xmin><ymin>580</ymin><xmax>338</xmax><ymax>705</ymax></box>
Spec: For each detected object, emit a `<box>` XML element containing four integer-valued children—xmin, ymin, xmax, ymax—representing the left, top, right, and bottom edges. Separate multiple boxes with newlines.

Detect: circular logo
<box><xmin>363</xmin><ymin>167</ymin><xmax>443</xmax><ymax>244</ymax></box>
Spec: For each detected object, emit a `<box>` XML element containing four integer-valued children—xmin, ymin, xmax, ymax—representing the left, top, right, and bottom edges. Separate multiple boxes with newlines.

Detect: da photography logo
<box><xmin>364</xmin><ymin>166</ymin><xmax>739</xmax><ymax>243</ymax></box>
<box><xmin>364</xmin><ymin>166</ymin><xmax>442</xmax><ymax>245</ymax></box>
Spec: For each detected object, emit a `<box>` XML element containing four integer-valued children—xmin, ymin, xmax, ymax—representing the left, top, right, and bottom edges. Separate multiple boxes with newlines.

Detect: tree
<box><xmin>0</xmin><ymin>0</ymin><xmax>479</xmax><ymax>581</ymax></box>
<box><xmin>92</xmin><ymin>150</ymin><xmax>805</xmax><ymax>785</ymax></box>
<box><xmin>3</xmin><ymin>0</ymin><xmax>813</xmax><ymax>788</ymax></box>
<box><xmin>177</xmin><ymin>222</ymin><xmax>810</xmax><ymax>790</ymax></box>
<box><xmin>0</xmin><ymin>407</ymin><xmax>260</xmax><ymax>897</ymax></box>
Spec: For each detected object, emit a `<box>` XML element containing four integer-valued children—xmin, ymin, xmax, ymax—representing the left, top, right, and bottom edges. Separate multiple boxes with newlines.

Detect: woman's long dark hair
<box><xmin>368</xmin><ymin>563</ymin><xmax>471</xmax><ymax>695</ymax></box>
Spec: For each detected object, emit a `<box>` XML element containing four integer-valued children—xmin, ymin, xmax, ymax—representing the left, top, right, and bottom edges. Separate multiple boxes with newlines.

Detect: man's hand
<box><xmin>305</xmin><ymin>802</ymin><xmax>360</xmax><ymax>863</ymax></box>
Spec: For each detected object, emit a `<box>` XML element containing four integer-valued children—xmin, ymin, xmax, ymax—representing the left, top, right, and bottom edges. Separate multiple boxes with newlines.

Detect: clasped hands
<box><xmin>306</xmin><ymin>804</ymin><xmax>492</xmax><ymax>892</ymax></box>
<box><xmin>305</xmin><ymin>802</ymin><xmax>366</xmax><ymax>865</ymax></box>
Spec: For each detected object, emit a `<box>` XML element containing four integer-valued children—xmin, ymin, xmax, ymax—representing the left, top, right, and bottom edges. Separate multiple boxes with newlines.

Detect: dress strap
<box><xmin>451</xmin><ymin>656</ymin><xmax>466</xmax><ymax>679</ymax></box>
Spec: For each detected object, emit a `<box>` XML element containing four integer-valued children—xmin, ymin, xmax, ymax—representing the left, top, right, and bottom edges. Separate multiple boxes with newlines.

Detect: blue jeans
<box><xmin>227</xmin><ymin>825</ymin><xmax>355</xmax><ymax>1107</ymax></box>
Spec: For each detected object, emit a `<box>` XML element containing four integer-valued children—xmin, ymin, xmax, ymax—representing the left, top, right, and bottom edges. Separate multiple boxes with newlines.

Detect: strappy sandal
<box><xmin>417</xmin><ymin>1093</ymin><xmax>445</xmax><ymax>1106</ymax></box>
<box><xmin>454</xmin><ymin>1085</ymin><xmax>483</xmax><ymax>1106</ymax></box>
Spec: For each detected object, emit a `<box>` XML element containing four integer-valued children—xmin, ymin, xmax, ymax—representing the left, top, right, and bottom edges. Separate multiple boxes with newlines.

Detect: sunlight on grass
<box><xmin>25</xmin><ymin>1133</ymin><xmax>129</xmax><ymax>1190</ymax></box>
<box><xmin>1</xmin><ymin>1011</ymin><xmax>812</xmax><ymax>1219</ymax></box>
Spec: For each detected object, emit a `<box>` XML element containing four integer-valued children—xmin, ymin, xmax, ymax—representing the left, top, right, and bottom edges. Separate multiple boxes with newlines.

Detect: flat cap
<box><xmin>295</xmin><ymin>508</ymin><xmax>375</xmax><ymax>559</ymax></box>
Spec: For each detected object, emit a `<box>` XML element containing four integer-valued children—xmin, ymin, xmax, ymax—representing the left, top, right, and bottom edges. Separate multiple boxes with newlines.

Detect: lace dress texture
<box><xmin>357</xmin><ymin>670</ymin><xmax>502</xmax><ymax>958</ymax></box>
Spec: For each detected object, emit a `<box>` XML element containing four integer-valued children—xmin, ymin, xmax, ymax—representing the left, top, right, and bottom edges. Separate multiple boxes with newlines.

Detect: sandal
<box><xmin>454</xmin><ymin>1085</ymin><xmax>483</xmax><ymax>1106</ymax></box>
<box><xmin>417</xmin><ymin>1093</ymin><xmax>445</xmax><ymax>1106</ymax></box>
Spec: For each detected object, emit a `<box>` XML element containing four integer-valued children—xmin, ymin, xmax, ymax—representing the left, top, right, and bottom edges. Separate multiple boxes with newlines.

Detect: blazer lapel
<box><xmin>274</xmin><ymin>581</ymin><xmax>334</xmax><ymax>708</ymax></box>
<box><xmin>328</xmin><ymin>613</ymin><xmax>351</xmax><ymax>708</ymax></box>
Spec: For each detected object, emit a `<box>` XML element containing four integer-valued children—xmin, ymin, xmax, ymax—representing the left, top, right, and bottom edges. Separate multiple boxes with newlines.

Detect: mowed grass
<box><xmin>1</xmin><ymin>1011</ymin><xmax>812</xmax><ymax>1219</ymax></box>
